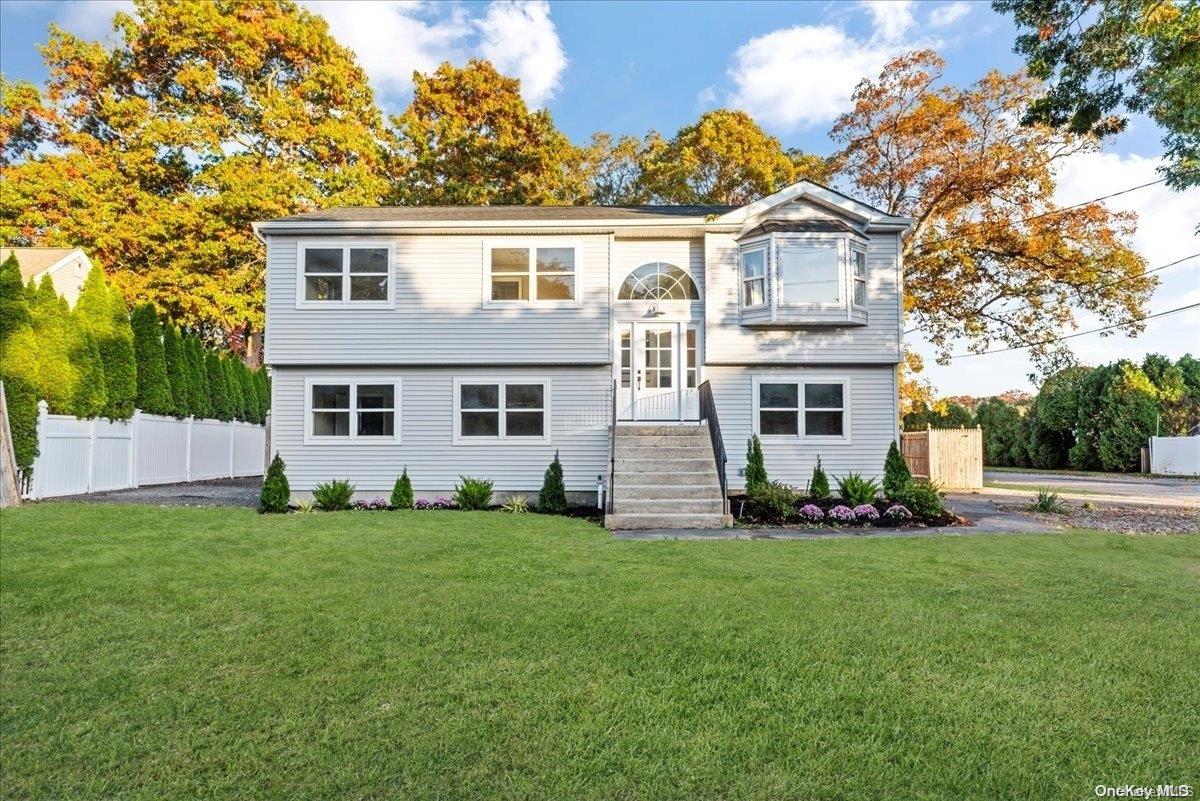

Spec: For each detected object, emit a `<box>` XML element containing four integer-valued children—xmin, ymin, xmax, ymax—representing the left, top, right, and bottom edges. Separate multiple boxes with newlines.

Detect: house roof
<box><xmin>0</xmin><ymin>247</ymin><xmax>82</xmax><ymax>281</ymax></box>
<box><xmin>737</xmin><ymin>219</ymin><xmax>859</xmax><ymax>240</ymax></box>
<box><xmin>270</xmin><ymin>205</ymin><xmax>735</xmax><ymax>223</ymax></box>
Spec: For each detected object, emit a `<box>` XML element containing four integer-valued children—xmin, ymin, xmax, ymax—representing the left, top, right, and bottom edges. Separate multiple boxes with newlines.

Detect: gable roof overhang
<box><xmin>716</xmin><ymin>180</ymin><xmax>914</xmax><ymax>235</ymax></box>
<box><xmin>0</xmin><ymin>247</ymin><xmax>90</xmax><ymax>281</ymax></box>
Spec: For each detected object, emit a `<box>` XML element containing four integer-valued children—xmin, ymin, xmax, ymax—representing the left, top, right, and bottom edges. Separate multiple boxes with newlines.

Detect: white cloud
<box><xmin>53</xmin><ymin>0</ymin><xmax>135</xmax><ymax>41</ymax></box>
<box><xmin>928</xmin><ymin>2</ymin><xmax>971</xmax><ymax>28</ymax></box>
<box><xmin>696</xmin><ymin>84</ymin><xmax>718</xmax><ymax>109</ymax></box>
<box><xmin>475</xmin><ymin>0</ymin><xmax>566</xmax><ymax>107</ymax></box>
<box><xmin>300</xmin><ymin>0</ymin><xmax>566</xmax><ymax>109</ymax></box>
<box><xmin>725</xmin><ymin>3</ymin><xmax>928</xmax><ymax>132</ymax></box>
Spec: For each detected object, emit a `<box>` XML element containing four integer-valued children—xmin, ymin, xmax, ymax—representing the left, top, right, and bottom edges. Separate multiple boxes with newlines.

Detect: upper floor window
<box><xmin>851</xmin><ymin>247</ymin><xmax>867</xmax><ymax>307</ymax></box>
<box><xmin>779</xmin><ymin>242</ymin><xmax>839</xmax><ymax>304</ymax></box>
<box><xmin>488</xmin><ymin>244</ymin><xmax>577</xmax><ymax>303</ymax></box>
<box><xmin>618</xmin><ymin>262</ymin><xmax>699</xmax><ymax>300</ymax></box>
<box><xmin>740</xmin><ymin>248</ymin><xmax>766</xmax><ymax>307</ymax></box>
<box><xmin>306</xmin><ymin>379</ymin><xmax>400</xmax><ymax>443</ymax></box>
<box><xmin>300</xmin><ymin>243</ymin><xmax>391</xmax><ymax>306</ymax></box>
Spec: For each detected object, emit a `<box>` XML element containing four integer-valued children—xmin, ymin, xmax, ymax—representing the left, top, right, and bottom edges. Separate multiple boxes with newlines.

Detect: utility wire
<box><xmin>910</xmin><ymin>178</ymin><xmax>1168</xmax><ymax>253</ymax></box>
<box><xmin>942</xmin><ymin>302</ymin><xmax>1200</xmax><ymax>360</ymax></box>
<box><xmin>901</xmin><ymin>252</ymin><xmax>1197</xmax><ymax>336</ymax></box>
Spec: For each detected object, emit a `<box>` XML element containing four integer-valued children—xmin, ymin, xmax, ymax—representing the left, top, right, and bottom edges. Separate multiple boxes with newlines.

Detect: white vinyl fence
<box><xmin>1149</xmin><ymin>436</ymin><xmax>1200</xmax><ymax>477</ymax></box>
<box><xmin>26</xmin><ymin>401</ymin><xmax>266</xmax><ymax>499</ymax></box>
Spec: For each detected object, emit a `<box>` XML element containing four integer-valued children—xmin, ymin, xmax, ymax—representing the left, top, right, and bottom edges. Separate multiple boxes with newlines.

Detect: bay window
<box><xmin>737</xmin><ymin>233</ymin><xmax>870</xmax><ymax>325</ymax></box>
<box><xmin>779</xmin><ymin>242</ymin><xmax>839</xmax><ymax>304</ymax></box>
<box><xmin>740</xmin><ymin>247</ymin><xmax>767</xmax><ymax>307</ymax></box>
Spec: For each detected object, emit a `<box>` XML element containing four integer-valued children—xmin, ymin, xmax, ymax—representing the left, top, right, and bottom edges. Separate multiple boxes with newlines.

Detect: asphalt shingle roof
<box><xmin>269</xmin><ymin>205</ymin><xmax>736</xmax><ymax>223</ymax></box>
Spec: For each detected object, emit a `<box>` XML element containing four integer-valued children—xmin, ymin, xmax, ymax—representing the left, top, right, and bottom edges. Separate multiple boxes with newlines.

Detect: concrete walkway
<box><xmin>612</xmin><ymin>494</ymin><xmax>1061</xmax><ymax>540</ymax></box>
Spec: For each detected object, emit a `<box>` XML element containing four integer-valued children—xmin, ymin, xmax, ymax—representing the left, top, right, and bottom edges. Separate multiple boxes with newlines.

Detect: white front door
<box><xmin>616</xmin><ymin>321</ymin><xmax>700</xmax><ymax>421</ymax></box>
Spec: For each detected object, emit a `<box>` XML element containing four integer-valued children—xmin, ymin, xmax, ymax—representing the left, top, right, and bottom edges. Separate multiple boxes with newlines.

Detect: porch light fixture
<box><xmin>645</xmin><ymin>304</ymin><xmax>665</xmax><ymax>317</ymax></box>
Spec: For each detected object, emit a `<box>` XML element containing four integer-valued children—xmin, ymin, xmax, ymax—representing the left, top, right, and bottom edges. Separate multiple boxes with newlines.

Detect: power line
<box><xmin>911</xmin><ymin>178</ymin><xmax>1168</xmax><ymax>253</ymax></box>
<box><xmin>941</xmin><ymin>302</ymin><xmax>1200</xmax><ymax>360</ymax></box>
<box><xmin>901</xmin><ymin>252</ymin><xmax>1198</xmax><ymax>335</ymax></box>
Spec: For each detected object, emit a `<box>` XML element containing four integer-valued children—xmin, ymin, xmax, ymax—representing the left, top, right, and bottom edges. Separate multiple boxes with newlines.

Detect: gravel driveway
<box><xmin>985</xmin><ymin>470</ymin><xmax>1199</xmax><ymax>507</ymax></box>
<box><xmin>51</xmin><ymin>477</ymin><xmax>261</xmax><ymax>507</ymax></box>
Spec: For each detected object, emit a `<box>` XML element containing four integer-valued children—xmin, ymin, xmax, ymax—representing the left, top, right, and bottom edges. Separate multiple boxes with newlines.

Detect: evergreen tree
<box><xmin>744</xmin><ymin>434</ymin><xmax>768</xmax><ymax>493</ymax></box>
<box><xmin>1069</xmin><ymin>364</ymin><xmax>1117</xmax><ymax>470</ymax></box>
<box><xmin>238</xmin><ymin>361</ymin><xmax>260</xmax><ymax>423</ymax></box>
<box><xmin>74</xmin><ymin>266</ymin><xmax>136</xmax><ymax>419</ymax></box>
<box><xmin>29</xmin><ymin>277</ymin><xmax>78</xmax><ymax>413</ymax></box>
<box><xmin>390</xmin><ymin>468</ymin><xmax>414</xmax><ymax>509</ymax></box>
<box><xmin>183</xmin><ymin>336</ymin><xmax>212</xmax><ymax>419</ymax></box>
<box><xmin>883</xmin><ymin>440</ymin><xmax>911</xmax><ymax>498</ymax></box>
<box><xmin>537</xmin><ymin>451</ymin><xmax>568</xmax><ymax>514</ymax></box>
<box><xmin>258</xmin><ymin>370</ymin><xmax>271</xmax><ymax>416</ymax></box>
<box><xmin>974</xmin><ymin>398</ymin><xmax>1025</xmax><ymax>467</ymax></box>
<box><xmin>206</xmin><ymin>350</ymin><xmax>232</xmax><ymax>421</ymax></box>
<box><xmin>0</xmin><ymin>255</ymin><xmax>40</xmax><ymax>470</ymax></box>
<box><xmin>1097</xmin><ymin>361</ymin><xmax>1159</xmax><ymax>472</ymax></box>
<box><xmin>129</xmin><ymin>303</ymin><xmax>173</xmax><ymax>415</ymax></box>
<box><xmin>809</xmin><ymin>457</ymin><xmax>830</xmax><ymax>499</ymax></box>
<box><xmin>161</xmin><ymin>321</ymin><xmax>190</xmax><ymax>417</ymax></box>
<box><xmin>259</xmin><ymin>453</ymin><xmax>291</xmax><ymax>513</ymax></box>
<box><xmin>223</xmin><ymin>356</ymin><xmax>247</xmax><ymax>421</ymax></box>
<box><xmin>67</xmin><ymin>320</ymin><xmax>107</xmax><ymax>417</ymax></box>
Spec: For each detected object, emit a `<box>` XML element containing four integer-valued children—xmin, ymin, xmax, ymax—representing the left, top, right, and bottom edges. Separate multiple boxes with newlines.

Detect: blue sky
<box><xmin>3</xmin><ymin>0</ymin><xmax>1197</xmax><ymax>397</ymax></box>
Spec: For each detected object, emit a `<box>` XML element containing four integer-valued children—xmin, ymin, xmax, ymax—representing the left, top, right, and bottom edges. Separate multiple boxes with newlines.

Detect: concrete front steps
<box><xmin>604</xmin><ymin>423</ymin><xmax>732</xmax><ymax>530</ymax></box>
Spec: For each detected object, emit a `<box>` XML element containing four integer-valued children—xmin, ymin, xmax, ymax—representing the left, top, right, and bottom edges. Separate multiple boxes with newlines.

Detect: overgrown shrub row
<box><xmin>0</xmin><ymin>255</ymin><xmax>270</xmax><ymax>472</ymax></box>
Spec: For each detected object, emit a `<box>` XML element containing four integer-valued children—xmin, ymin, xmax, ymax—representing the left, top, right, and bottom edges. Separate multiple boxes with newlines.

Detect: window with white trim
<box><xmin>301</xmin><ymin>244</ymin><xmax>390</xmax><ymax>304</ymax></box>
<box><xmin>488</xmin><ymin>244</ymin><xmax>576</xmax><ymax>302</ymax></box>
<box><xmin>756</xmin><ymin>380</ymin><xmax>846</xmax><ymax>438</ymax></box>
<box><xmin>740</xmin><ymin>246</ymin><xmax>767</xmax><ymax>307</ymax></box>
<box><xmin>309</xmin><ymin>381</ymin><xmax>399</xmax><ymax>440</ymax></box>
<box><xmin>456</xmin><ymin>380</ymin><xmax>548</xmax><ymax>440</ymax></box>
<box><xmin>779</xmin><ymin>242</ymin><xmax>839</xmax><ymax>304</ymax></box>
<box><xmin>851</xmin><ymin>247</ymin><xmax>867</xmax><ymax>307</ymax></box>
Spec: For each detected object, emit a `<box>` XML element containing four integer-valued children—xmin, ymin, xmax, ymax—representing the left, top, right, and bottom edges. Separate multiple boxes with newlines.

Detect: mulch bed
<box><xmin>729</xmin><ymin>494</ymin><xmax>965</xmax><ymax>529</ymax></box>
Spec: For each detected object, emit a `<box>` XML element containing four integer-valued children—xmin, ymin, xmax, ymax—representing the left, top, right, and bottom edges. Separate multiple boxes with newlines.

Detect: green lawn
<box><xmin>2</xmin><ymin>505</ymin><xmax>1198</xmax><ymax>800</ymax></box>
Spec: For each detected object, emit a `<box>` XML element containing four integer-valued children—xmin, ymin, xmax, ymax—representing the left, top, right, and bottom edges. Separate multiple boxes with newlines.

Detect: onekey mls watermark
<box><xmin>1094</xmin><ymin>786</ymin><xmax>1192</xmax><ymax>798</ymax></box>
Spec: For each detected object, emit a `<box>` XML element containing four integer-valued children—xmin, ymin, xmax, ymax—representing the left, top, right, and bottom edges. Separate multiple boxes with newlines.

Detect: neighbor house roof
<box><xmin>270</xmin><ymin>205</ymin><xmax>735</xmax><ymax>223</ymax></box>
<box><xmin>0</xmin><ymin>247</ymin><xmax>82</xmax><ymax>281</ymax></box>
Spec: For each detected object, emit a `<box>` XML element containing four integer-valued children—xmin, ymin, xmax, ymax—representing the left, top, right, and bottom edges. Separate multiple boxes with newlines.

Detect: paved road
<box><xmin>984</xmin><ymin>470</ymin><xmax>1199</xmax><ymax>505</ymax></box>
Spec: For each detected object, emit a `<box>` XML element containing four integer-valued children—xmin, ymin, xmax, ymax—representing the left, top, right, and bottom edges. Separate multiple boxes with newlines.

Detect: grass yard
<box><xmin>2</xmin><ymin>505</ymin><xmax>1198</xmax><ymax>800</ymax></box>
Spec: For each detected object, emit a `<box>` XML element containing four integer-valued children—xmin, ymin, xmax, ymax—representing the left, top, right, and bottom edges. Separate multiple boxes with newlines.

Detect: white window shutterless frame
<box><xmin>752</xmin><ymin>377</ymin><xmax>851</xmax><ymax>443</ymax></box>
<box><xmin>304</xmin><ymin>378</ymin><xmax>401</xmax><ymax>444</ymax></box>
<box><xmin>452</xmin><ymin>378</ymin><xmax>552</xmax><ymax>444</ymax></box>
<box><xmin>483</xmin><ymin>241</ymin><xmax>581</xmax><ymax>306</ymax></box>
<box><xmin>296</xmin><ymin>241</ymin><xmax>395</xmax><ymax>309</ymax></box>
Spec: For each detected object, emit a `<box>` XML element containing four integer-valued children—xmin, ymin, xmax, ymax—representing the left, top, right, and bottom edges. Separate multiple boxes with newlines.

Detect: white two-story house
<box><xmin>252</xmin><ymin>180</ymin><xmax>912</xmax><ymax>528</ymax></box>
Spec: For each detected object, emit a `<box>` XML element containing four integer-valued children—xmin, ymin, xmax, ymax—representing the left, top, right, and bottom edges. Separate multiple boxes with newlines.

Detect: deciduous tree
<box><xmin>832</xmin><ymin>51</ymin><xmax>1152</xmax><ymax>371</ymax></box>
<box><xmin>1097</xmin><ymin>361</ymin><xmax>1159</xmax><ymax>471</ymax></box>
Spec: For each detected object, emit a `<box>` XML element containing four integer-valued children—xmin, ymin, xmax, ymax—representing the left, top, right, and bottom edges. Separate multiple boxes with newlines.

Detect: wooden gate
<box><xmin>900</xmin><ymin>426</ymin><xmax>983</xmax><ymax>489</ymax></box>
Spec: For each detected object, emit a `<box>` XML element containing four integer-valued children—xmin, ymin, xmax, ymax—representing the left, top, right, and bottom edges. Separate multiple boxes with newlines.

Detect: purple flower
<box><xmin>799</xmin><ymin>503</ymin><xmax>825</xmax><ymax>522</ymax></box>
<box><xmin>414</xmin><ymin>499</ymin><xmax>432</xmax><ymax>510</ymax></box>
<box><xmin>432</xmin><ymin>497</ymin><xmax>456</xmax><ymax>509</ymax></box>
<box><xmin>827</xmin><ymin>505</ymin><xmax>855</xmax><ymax>522</ymax></box>
<box><xmin>853</xmin><ymin>504</ymin><xmax>880</xmax><ymax>521</ymax></box>
<box><xmin>884</xmin><ymin>504</ymin><xmax>913</xmax><ymax>521</ymax></box>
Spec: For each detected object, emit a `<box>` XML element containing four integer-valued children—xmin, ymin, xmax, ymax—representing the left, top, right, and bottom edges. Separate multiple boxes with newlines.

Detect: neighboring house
<box><xmin>252</xmin><ymin>180</ymin><xmax>913</xmax><ymax>527</ymax></box>
<box><xmin>0</xmin><ymin>247</ymin><xmax>93</xmax><ymax>306</ymax></box>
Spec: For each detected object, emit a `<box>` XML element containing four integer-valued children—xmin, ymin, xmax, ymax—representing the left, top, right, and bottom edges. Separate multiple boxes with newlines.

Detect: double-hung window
<box><xmin>740</xmin><ymin>246</ymin><xmax>767</xmax><ymax>308</ymax></box>
<box><xmin>755</xmin><ymin>379</ymin><xmax>847</xmax><ymax>439</ymax></box>
<box><xmin>300</xmin><ymin>243</ymin><xmax>391</xmax><ymax>305</ymax></box>
<box><xmin>487</xmin><ymin>244</ymin><xmax>577</xmax><ymax>303</ymax></box>
<box><xmin>455</xmin><ymin>380</ymin><xmax>549</xmax><ymax>442</ymax></box>
<box><xmin>851</xmin><ymin>247</ymin><xmax>867</xmax><ymax>307</ymax></box>
<box><xmin>307</xmin><ymin>379</ymin><xmax>400</xmax><ymax>442</ymax></box>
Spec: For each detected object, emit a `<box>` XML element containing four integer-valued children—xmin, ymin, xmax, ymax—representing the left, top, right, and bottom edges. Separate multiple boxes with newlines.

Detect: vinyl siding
<box><xmin>703</xmin><ymin>230</ymin><xmax>903</xmax><ymax>364</ymax></box>
<box><xmin>272</xmin><ymin>366</ymin><xmax>610</xmax><ymax>494</ymax></box>
<box><xmin>264</xmin><ymin>235</ymin><xmax>611</xmax><ymax>365</ymax></box>
<box><xmin>706</xmin><ymin>365</ymin><xmax>899</xmax><ymax>491</ymax></box>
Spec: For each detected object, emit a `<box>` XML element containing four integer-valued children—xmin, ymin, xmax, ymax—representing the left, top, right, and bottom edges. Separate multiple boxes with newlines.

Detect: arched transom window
<box><xmin>618</xmin><ymin>262</ymin><xmax>700</xmax><ymax>301</ymax></box>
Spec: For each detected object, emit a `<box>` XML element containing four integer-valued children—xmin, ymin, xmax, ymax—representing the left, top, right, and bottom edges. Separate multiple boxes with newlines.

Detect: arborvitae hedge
<box><xmin>184</xmin><ymin>336</ymin><xmax>212</xmax><ymax>419</ymax></box>
<box><xmin>240</xmin><ymin>363</ymin><xmax>261</xmax><ymax>423</ymax></box>
<box><xmin>30</xmin><ymin>277</ymin><xmax>77</xmax><ymax>414</ymax></box>
<box><xmin>206</xmin><ymin>349</ymin><xmax>232</xmax><ymax>421</ymax></box>
<box><xmin>68</xmin><ymin>322</ymin><xmax>107</xmax><ymax>418</ymax></box>
<box><xmin>223</xmin><ymin>357</ymin><xmax>246</xmax><ymax>422</ymax></box>
<box><xmin>75</xmin><ymin>267</ymin><xmax>137</xmax><ymax>419</ymax></box>
<box><xmin>0</xmin><ymin>254</ymin><xmax>31</xmax><ymax>339</ymax></box>
<box><xmin>0</xmin><ymin>255</ymin><xmax>39</xmax><ymax>470</ymax></box>
<box><xmin>161</xmin><ymin>322</ymin><xmax>189</xmax><ymax>417</ymax></box>
<box><xmin>130</xmin><ymin>303</ymin><xmax>173</xmax><ymax>415</ymax></box>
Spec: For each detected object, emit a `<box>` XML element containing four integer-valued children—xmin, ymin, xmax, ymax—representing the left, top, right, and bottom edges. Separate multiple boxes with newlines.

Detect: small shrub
<box><xmin>827</xmin><ymin>505</ymin><xmax>855</xmax><ymax>523</ymax></box>
<box><xmin>258</xmin><ymin>453</ymin><xmax>290</xmax><ymax>513</ymax></box>
<box><xmin>809</xmin><ymin>457</ymin><xmax>830</xmax><ymax>499</ymax></box>
<box><xmin>883</xmin><ymin>504</ymin><xmax>912</xmax><ymax>521</ymax></box>
<box><xmin>744</xmin><ymin>434</ymin><xmax>768</xmax><ymax>493</ymax></box>
<box><xmin>538</xmin><ymin>451</ymin><xmax>568</xmax><ymax>514</ymax></box>
<box><xmin>891</xmin><ymin>480</ymin><xmax>945</xmax><ymax>519</ymax></box>
<box><xmin>798</xmin><ymin>503</ymin><xmax>825</xmax><ymax>522</ymax></box>
<box><xmin>883</xmin><ymin>440</ymin><xmax>912</xmax><ymax>498</ymax></box>
<box><xmin>352</xmin><ymin>498</ymin><xmax>390</xmax><ymax>511</ymax></box>
<box><xmin>453</xmin><ymin>476</ymin><xmax>494</xmax><ymax>510</ymax></box>
<box><xmin>837</xmin><ymin>473</ymin><xmax>881</xmax><ymax>506</ymax></box>
<box><xmin>1029</xmin><ymin>488</ymin><xmax>1068</xmax><ymax>514</ymax></box>
<box><xmin>294</xmin><ymin>499</ymin><xmax>315</xmax><ymax>514</ymax></box>
<box><xmin>748</xmin><ymin>481</ymin><xmax>799</xmax><ymax>523</ymax></box>
<box><xmin>390</xmin><ymin>469</ymin><xmax>414</xmax><ymax>509</ymax></box>
<box><xmin>853</xmin><ymin>504</ymin><xmax>880</xmax><ymax>521</ymax></box>
<box><xmin>313</xmin><ymin>479</ymin><xmax>355</xmax><ymax>511</ymax></box>
<box><xmin>501</xmin><ymin>495</ymin><xmax>530</xmax><ymax>513</ymax></box>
